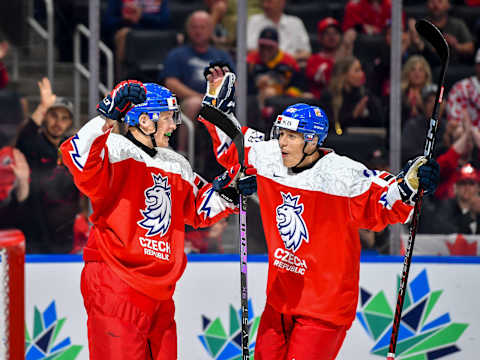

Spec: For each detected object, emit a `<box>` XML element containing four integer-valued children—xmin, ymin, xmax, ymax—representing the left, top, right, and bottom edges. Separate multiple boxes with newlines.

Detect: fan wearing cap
<box><xmin>246</xmin><ymin>0</ymin><xmax>311</xmax><ymax>63</ymax></box>
<box><xmin>305</xmin><ymin>17</ymin><xmax>356</xmax><ymax>99</ymax></box>
<box><xmin>247</xmin><ymin>26</ymin><xmax>303</xmax><ymax>100</ymax></box>
<box><xmin>59</xmin><ymin>80</ymin><xmax>242</xmax><ymax>359</ymax></box>
<box><xmin>200</xmin><ymin>67</ymin><xmax>441</xmax><ymax>360</ymax></box>
<box><xmin>14</xmin><ymin>77</ymin><xmax>81</xmax><ymax>254</ymax></box>
<box><xmin>432</xmin><ymin>163</ymin><xmax>480</xmax><ymax>234</ymax></box>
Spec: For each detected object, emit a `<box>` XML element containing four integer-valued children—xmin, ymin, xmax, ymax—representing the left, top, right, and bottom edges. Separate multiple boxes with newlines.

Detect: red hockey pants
<box><xmin>81</xmin><ymin>262</ymin><xmax>177</xmax><ymax>360</ymax></box>
<box><xmin>254</xmin><ymin>303</ymin><xmax>347</xmax><ymax>360</ymax></box>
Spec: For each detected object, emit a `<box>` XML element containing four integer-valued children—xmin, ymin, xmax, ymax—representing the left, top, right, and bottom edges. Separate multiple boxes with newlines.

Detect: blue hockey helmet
<box><xmin>271</xmin><ymin>103</ymin><xmax>329</xmax><ymax>146</ymax></box>
<box><xmin>125</xmin><ymin>83</ymin><xmax>180</xmax><ymax>126</ymax></box>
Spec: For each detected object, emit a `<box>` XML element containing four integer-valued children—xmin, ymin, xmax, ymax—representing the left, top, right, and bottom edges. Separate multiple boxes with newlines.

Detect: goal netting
<box><xmin>0</xmin><ymin>229</ymin><xmax>25</xmax><ymax>360</ymax></box>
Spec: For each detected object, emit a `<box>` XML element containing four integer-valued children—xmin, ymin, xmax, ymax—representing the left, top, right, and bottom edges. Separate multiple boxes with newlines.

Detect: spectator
<box><xmin>447</xmin><ymin>48</ymin><xmax>480</xmax><ymax>126</ymax></box>
<box><xmin>342</xmin><ymin>0</ymin><xmax>392</xmax><ymax>35</ymax></box>
<box><xmin>0</xmin><ymin>31</ymin><xmax>9</xmax><ymax>89</ymax></box>
<box><xmin>319</xmin><ymin>56</ymin><xmax>384</xmax><ymax>136</ymax></box>
<box><xmin>409</xmin><ymin>0</ymin><xmax>474</xmax><ymax>66</ymax></box>
<box><xmin>247</xmin><ymin>0</ymin><xmax>311</xmax><ymax>65</ymax></box>
<box><xmin>305</xmin><ymin>18</ymin><xmax>357</xmax><ymax>100</ymax></box>
<box><xmin>103</xmin><ymin>0</ymin><xmax>171</xmax><ymax>80</ymax></box>
<box><xmin>247</xmin><ymin>27</ymin><xmax>303</xmax><ymax>107</ymax></box>
<box><xmin>162</xmin><ymin>10</ymin><xmax>234</xmax><ymax>178</ymax></box>
<box><xmin>434</xmin><ymin>107</ymin><xmax>480</xmax><ymax>200</ymax></box>
<box><xmin>422</xmin><ymin>163</ymin><xmax>480</xmax><ymax>234</ymax></box>
<box><xmin>0</xmin><ymin>147</ymin><xmax>30</xmax><ymax>232</ymax></box>
<box><xmin>0</xmin><ymin>146</ymin><xmax>29</xmax><ymax>205</ymax></box>
<box><xmin>401</xmin><ymin>55</ymin><xmax>433</xmax><ymax>125</ymax></box>
<box><xmin>15</xmin><ymin>78</ymin><xmax>81</xmax><ymax>253</ymax></box>
<box><xmin>403</xmin><ymin>83</ymin><xmax>445</xmax><ymax>163</ymax></box>
<box><xmin>205</xmin><ymin>0</ymin><xmax>262</xmax><ymax>54</ymax></box>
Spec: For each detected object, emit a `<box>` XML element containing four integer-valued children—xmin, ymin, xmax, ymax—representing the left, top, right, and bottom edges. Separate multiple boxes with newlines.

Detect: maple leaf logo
<box><xmin>446</xmin><ymin>234</ymin><xmax>477</xmax><ymax>256</ymax></box>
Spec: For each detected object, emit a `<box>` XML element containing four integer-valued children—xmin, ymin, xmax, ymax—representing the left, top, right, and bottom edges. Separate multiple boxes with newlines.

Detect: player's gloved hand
<box><xmin>97</xmin><ymin>80</ymin><xmax>146</xmax><ymax>121</ymax></box>
<box><xmin>238</xmin><ymin>166</ymin><xmax>257</xmax><ymax>196</ymax></box>
<box><xmin>397</xmin><ymin>156</ymin><xmax>440</xmax><ymax>205</ymax></box>
<box><xmin>202</xmin><ymin>61</ymin><xmax>236</xmax><ymax>115</ymax></box>
<box><xmin>213</xmin><ymin>164</ymin><xmax>257</xmax><ymax>205</ymax></box>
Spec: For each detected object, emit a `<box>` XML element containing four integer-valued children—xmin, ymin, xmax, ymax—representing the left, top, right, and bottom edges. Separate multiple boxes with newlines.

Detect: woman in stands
<box><xmin>319</xmin><ymin>56</ymin><xmax>384</xmax><ymax>136</ymax></box>
<box><xmin>400</xmin><ymin>55</ymin><xmax>433</xmax><ymax>126</ymax></box>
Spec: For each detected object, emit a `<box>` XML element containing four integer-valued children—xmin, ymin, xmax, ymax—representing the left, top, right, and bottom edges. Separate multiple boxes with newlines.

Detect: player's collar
<box><xmin>125</xmin><ymin>131</ymin><xmax>157</xmax><ymax>157</ymax></box>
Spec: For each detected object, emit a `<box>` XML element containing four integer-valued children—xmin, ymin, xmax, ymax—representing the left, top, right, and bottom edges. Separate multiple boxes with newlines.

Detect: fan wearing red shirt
<box><xmin>342</xmin><ymin>0</ymin><xmax>391</xmax><ymax>34</ymax></box>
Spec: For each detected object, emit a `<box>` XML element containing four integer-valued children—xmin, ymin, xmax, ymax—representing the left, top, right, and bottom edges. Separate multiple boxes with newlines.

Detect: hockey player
<box><xmin>200</xmin><ymin>66</ymin><xmax>440</xmax><ymax>360</ymax></box>
<box><xmin>60</xmin><ymin>80</ymin><xmax>252</xmax><ymax>360</ymax></box>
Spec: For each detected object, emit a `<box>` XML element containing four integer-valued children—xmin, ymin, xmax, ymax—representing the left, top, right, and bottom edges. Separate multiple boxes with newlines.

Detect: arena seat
<box><xmin>124</xmin><ymin>30</ymin><xmax>179</xmax><ymax>82</ymax></box>
<box><xmin>284</xmin><ymin>3</ymin><xmax>330</xmax><ymax>34</ymax></box>
<box><xmin>0</xmin><ymin>90</ymin><xmax>24</xmax><ymax>147</ymax></box>
<box><xmin>432</xmin><ymin>65</ymin><xmax>475</xmax><ymax>94</ymax></box>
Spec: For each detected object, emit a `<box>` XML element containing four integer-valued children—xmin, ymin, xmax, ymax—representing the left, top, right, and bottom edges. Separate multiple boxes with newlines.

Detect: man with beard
<box><xmin>15</xmin><ymin>77</ymin><xmax>81</xmax><ymax>253</ymax></box>
<box><xmin>409</xmin><ymin>0</ymin><xmax>474</xmax><ymax>65</ymax></box>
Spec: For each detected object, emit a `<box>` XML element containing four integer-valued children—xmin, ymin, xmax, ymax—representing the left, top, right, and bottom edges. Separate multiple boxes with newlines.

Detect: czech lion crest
<box><xmin>138</xmin><ymin>173</ymin><xmax>172</xmax><ymax>236</ymax></box>
<box><xmin>276</xmin><ymin>192</ymin><xmax>309</xmax><ymax>252</ymax></box>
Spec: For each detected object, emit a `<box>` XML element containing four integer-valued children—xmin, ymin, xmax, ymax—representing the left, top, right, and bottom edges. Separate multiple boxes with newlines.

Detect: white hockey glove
<box><xmin>202</xmin><ymin>61</ymin><xmax>236</xmax><ymax>115</ymax></box>
<box><xmin>397</xmin><ymin>156</ymin><xmax>440</xmax><ymax>205</ymax></box>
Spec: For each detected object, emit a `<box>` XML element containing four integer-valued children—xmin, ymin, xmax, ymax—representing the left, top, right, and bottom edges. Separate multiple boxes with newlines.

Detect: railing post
<box><xmin>46</xmin><ymin>0</ymin><xmax>54</xmax><ymax>83</ymax></box>
<box><xmin>74</xmin><ymin>28</ymin><xmax>81</xmax><ymax>129</ymax></box>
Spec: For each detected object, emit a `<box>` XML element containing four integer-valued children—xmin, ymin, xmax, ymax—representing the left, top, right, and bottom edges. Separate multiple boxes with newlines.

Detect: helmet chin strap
<box><xmin>137</xmin><ymin>122</ymin><xmax>158</xmax><ymax>148</ymax></box>
<box><xmin>292</xmin><ymin>142</ymin><xmax>317</xmax><ymax>169</ymax></box>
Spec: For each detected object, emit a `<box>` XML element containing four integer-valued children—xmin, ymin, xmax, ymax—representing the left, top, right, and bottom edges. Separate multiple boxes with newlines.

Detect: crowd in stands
<box><xmin>3</xmin><ymin>0</ymin><xmax>480</xmax><ymax>255</ymax></box>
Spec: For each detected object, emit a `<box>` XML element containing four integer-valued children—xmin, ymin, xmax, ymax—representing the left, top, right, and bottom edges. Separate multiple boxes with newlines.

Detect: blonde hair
<box><xmin>401</xmin><ymin>55</ymin><xmax>432</xmax><ymax>93</ymax></box>
<box><xmin>328</xmin><ymin>56</ymin><xmax>358</xmax><ymax>135</ymax></box>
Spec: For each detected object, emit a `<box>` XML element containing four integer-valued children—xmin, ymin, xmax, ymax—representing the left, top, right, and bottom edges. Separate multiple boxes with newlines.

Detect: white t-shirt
<box><xmin>247</xmin><ymin>13</ymin><xmax>311</xmax><ymax>56</ymax></box>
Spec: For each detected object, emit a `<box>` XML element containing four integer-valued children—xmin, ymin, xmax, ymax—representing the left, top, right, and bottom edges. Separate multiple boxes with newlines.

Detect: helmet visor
<box><xmin>148</xmin><ymin>110</ymin><xmax>181</xmax><ymax>125</ymax></box>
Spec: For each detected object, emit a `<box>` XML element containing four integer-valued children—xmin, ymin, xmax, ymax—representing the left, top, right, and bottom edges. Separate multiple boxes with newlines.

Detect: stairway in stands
<box><xmin>4</xmin><ymin>27</ymin><xmax>91</xmax><ymax>132</ymax></box>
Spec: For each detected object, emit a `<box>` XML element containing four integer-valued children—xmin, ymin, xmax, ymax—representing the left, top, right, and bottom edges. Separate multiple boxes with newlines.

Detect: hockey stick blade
<box><xmin>199</xmin><ymin>105</ymin><xmax>245</xmax><ymax>167</ymax></box>
<box><xmin>415</xmin><ymin>19</ymin><xmax>449</xmax><ymax>63</ymax></box>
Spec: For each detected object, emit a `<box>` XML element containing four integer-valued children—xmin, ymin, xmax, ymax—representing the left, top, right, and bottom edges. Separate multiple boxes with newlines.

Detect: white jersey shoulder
<box><xmin>107</xmin><ymin>134</ymin><xmax>195</xmax><ymax>187</ymax></box>
<box><xmin>250</xmin><ymin>141</ymin><xmax>385</xmax><ymax>197</ymax></box>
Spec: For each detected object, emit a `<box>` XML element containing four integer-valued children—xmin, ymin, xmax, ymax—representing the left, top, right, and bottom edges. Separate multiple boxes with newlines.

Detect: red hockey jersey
<box><xmin>60</xmin><ymin>116</ymin><xmax>236</xmax><ymax>300</ymax></box>
<box><xmin>199</xmin><ymin>117</ymin><xmax>413</xmax><ymax>326</ymax></box>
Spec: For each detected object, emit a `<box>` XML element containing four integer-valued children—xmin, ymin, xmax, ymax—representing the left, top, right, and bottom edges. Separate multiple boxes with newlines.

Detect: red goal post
<box><xmin>0</xmin><ymin>229</ymin><xmax>25</xmax><ymax>360</ymax></box>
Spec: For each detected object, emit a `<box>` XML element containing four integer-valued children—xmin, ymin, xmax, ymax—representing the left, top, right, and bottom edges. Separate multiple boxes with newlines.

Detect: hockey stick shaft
<box><xmin>239</xmin><ymin>194</ymin><xmax>250</xmax><ymax>359</ymax></box>
<box><xmin>387</xmin><ymin>20</ymin><xmax>449</xmax><ymax>360</ymax></box>
<box><xmin>198</xmin><ymin>105</ymin><xmax>250</xmax><ymax>358</ymax></box>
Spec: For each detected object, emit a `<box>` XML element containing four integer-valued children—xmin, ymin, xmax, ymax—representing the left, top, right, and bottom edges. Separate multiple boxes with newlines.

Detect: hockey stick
<box><xmin>199</xmin><ymin>104</ymin><xmax>250</xmax><ymax>359</ymax></box>
<box><xmin>387</xmin><ymin>19</ymin><xmax>449</xmax><ymax>360</ymax></box>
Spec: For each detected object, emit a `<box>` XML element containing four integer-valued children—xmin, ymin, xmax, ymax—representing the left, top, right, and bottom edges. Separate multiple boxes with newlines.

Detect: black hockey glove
<box><xmin>97</xmin><ymin>80</ymin><xmax>146</xmax><ymax>121</ymax></box>
<box><xmin>213</xmin><ymin>164</ymin><xmax>257</xmax><ymax>205</ymax></box>
<box><xmin>202</xmin><ymin>62</ymin><xmax>236</xmax><ymax>115</ymax></box>
<box><xmin>203</xmin><ymin>61</ymin><xmax>234</xmax><ymax>80</ymax></box>
<box><xmin>397</xmin><ymin>156</ymin><xmax>440</xmax><ymax>205</ymax></box>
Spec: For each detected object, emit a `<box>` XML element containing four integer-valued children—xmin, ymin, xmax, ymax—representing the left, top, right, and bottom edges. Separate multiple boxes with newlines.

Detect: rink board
<box><xmin>25</xmin><ymin>255</ymin><xmax>480</xmax><ymax>360</ymax></box>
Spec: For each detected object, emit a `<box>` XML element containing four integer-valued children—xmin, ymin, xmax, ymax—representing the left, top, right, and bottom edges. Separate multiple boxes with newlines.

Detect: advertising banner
<box><xmin>24</xmin><ymin>256</ymin><xmax>479</xmax><ymax>360</ymax></box>
<box><xmin>401</xmin><ymin>234</ymin><xmax>480</xmax><ymax>256</ymax></box>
